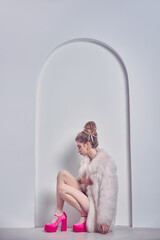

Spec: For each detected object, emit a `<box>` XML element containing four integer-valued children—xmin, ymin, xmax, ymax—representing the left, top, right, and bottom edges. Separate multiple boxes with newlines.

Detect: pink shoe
<box><xmin>44</xmin><ymin>212</ymin><xmax>67</xmax><ymax>232</ymax></box>
<box><xmin>73</xmin><ymin>215</ymin><xmax>87</xmax><ymax>232</ymax></box>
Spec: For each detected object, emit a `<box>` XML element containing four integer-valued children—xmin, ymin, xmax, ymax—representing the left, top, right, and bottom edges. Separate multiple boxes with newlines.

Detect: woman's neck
<box><xmin>87</xmin><ymin>148</ymin><xmax>98</xmax><ymax>160</ymax></box>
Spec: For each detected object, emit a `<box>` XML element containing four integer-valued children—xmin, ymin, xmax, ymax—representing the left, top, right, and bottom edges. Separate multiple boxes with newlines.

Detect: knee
<box><xmin>57</xmin><ymin>169</ymin><xmax>68</xmax><ymax>180</ymax></box>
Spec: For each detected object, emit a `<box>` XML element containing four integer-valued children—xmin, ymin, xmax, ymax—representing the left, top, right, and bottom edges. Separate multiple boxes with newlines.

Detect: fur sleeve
<box><xmin>76</xmin><ymin>156</ymin><xmax>90</xmax><ymax>192</ymax></box>
<box><xmin>97</xmin><ymin>158</ymin><xmax>118</xmax><ymax>230</ymax></box>
<box><xmin>76</xmin><ymin>156</ymin><xmax>90</xmax><ymax>180</ymax></box>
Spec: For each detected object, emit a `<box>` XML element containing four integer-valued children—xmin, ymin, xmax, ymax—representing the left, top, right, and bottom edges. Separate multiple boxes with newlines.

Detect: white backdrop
<box><xmin>0</xmin><ymin>0</ymin><xmax>160</xmax><ymax>228</ymax></box>
<box><xmin>36</xmin><ymin>40</ymin><xmax>131</xmax><ymax>227</ymax></box>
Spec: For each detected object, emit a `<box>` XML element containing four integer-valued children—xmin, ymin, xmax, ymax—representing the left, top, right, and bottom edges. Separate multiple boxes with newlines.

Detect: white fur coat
<box><xmin>77</xmin><ymin>148</ymin><xmax>118</xmax><ymax>233</ymax></box>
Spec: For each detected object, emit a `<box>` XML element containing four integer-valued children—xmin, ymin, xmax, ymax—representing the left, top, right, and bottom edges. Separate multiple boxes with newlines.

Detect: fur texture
<box><xmin>77</xmin><ymin>148</ymin><xmax>118</xmax><ymax>233</ymax></box>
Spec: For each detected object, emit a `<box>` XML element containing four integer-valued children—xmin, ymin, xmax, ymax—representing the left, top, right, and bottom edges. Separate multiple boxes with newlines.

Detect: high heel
<box><xmin>73</xmin><ymin>215</ymin><xmax>87</xmax><ymax>232</ymax></box>
<box><xmin>44</xmin><ymin>212</ymin><xmax>67</xmax><ymax>232</ymax></box>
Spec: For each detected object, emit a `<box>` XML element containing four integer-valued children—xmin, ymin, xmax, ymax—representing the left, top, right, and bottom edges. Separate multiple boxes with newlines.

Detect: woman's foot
<box><xmin>44</xmin><ymin>212</ymin><xmax>67</xmax><ymax>232</ymax></box>
<box><xmin>73</xmin><ymin>215</ymin><xmax>87</xmax><ymax>232</ymax></box>
<box><xmin>77</xmin><ymin>216</ymin><xmax>87</xmax><ymax>224</ymax></box>
<box><xmin>51</xmin><ymin>211</ymin><xmax>63</xmax><ymax>223</ymax></box>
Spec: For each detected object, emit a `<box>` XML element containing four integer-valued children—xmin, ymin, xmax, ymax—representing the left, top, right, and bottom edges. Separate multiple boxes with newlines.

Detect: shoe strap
<box><xmin>54</xmin><ymin>213</ymin><xmax>64</xmax><ymax>218</ymax></box>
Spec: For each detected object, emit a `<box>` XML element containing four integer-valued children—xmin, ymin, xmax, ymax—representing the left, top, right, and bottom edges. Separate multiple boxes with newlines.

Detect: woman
<box><xmin>44</xmin><ymin>121</ymin><xmax>118</xmax><ymax>234</ymax></box>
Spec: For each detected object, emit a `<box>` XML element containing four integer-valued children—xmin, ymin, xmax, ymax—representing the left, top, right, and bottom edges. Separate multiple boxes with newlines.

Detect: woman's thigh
<box><xmin>57</xmin><ymin>170</ymin><xmax>81</xmax><ymax>191</ymax></box>
<box><xmin>60</xmin><ymin>184</ymin><xmax>89</xmax><ymax>213</ymax></box>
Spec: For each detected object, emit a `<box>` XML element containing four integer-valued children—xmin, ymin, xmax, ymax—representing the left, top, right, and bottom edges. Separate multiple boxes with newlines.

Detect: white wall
<box><xmin>0</xmin><ymin>0</ymin><xmax>160</xmax><ymax>228</ymax></box>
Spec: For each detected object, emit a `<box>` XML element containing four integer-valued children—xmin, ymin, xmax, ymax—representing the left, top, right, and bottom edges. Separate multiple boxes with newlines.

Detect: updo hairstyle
<box><xmin>75</xmin><ymin>121</ymin><xmax>98</xmax><ymax>148</ymax></box>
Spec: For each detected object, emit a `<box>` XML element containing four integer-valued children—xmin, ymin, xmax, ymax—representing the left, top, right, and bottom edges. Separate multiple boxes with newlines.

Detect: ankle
<box><xmin>81</xmin><ymin>212</ymin><xmax>87</xmax><ymax>217</ymax></box>
<box><xmin>55</xmin><ymin>210</ymin><xmax>63</xmax><ymax>216</ymax></box>
<box><xmin>77</xmin><ymin>216</ymin><xmax>87</xmax><ymax>224</ymax></box>
<box><xmin>80</xmin><ymin>216</ymin><xmax>87</xmax><ymax>220</ymax></box>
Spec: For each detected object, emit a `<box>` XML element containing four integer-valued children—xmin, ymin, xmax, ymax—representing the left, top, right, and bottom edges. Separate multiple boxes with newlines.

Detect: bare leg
<box><xmin>51</xmin><ymin>170</ymin><xmax>89</xmax><ymax>224</ymax></box>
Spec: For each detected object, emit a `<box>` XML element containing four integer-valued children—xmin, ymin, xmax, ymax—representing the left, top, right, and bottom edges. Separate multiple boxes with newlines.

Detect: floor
<box><xmin>0</xmin><ymin>226</ymin><xmax>160</xmax><ymax>240</ymax></box>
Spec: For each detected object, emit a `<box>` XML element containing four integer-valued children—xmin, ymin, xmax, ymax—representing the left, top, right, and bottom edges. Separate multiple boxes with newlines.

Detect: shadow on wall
<box><xmin>36</xmin><ymin>38</ymin><xmax>131</xmax><ymax>227</ymax></box>
<box><xmin>61</xmin><ymin>144</ymin><xmax>80</xmax><ymax>177</ymax></box>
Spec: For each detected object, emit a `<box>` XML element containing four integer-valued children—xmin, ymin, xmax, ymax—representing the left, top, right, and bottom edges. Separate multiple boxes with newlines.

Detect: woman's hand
<box><xmin>100</xmin><ymin>224</ymin><xmax>109</xmax><ymax>234</ymax></box>
<box><xmin>81</xmin><ymin>174</ymin><xmax>93</xmax><ymax>185</ymax></box>
<box><xmin>84</xmin><ymin>177</ymin><xmax>93</xmax><ymax>185</ymax></box>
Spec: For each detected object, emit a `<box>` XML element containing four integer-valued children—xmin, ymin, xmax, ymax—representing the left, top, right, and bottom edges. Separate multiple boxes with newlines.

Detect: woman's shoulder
<box><xmin>96</xmin><ymin>148</ymin><xmax>111</xmax><ymax>160</ymax></box>
<box><xmin>97</xmin><ymin>148</ymin><xmax>117</xmax><ymax>170</ymax></box>
<box><xmin>80</xmin><ymin>155</ymin><xmax>90</xmax><ymax>166</ymax></box>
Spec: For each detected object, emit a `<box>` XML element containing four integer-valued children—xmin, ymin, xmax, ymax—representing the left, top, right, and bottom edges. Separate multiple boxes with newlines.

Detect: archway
<box><xmin>35</xmin><ymin>38</ymin><xmax>132</xmax><ymax>227</ymax></box>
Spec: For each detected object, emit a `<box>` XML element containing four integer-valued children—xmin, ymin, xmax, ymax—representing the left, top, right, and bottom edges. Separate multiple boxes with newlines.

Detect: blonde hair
<box><xmin>75</xmin><ymin>121</ymin><xmax>98</xmax><ymax>148</ymax></box>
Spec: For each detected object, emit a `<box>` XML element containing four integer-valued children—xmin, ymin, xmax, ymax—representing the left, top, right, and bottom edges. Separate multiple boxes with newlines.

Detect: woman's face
<box><xmin>76</xmin><ymin>141</ymin><xmax>88</xmax><ymax>156</ymax></box>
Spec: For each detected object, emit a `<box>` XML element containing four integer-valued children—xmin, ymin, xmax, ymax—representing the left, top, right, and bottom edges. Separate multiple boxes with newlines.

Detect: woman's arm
<box><xmin>76</xmin><ymin>173</ymin><xmax>86</xmax><ymax>184</ymax></box>
<box><xmin>81</xmin><ymin>173</ymin><xmax>93</xmax><ymax>185</ymax></box>
<box><xmin>76</xmin><ymin>156</ymin><xmax>92</xmax><ymax>193</ymax></box>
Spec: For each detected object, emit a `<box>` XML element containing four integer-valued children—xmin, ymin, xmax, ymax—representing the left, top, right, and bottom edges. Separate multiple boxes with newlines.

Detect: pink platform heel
<box><xmin>44</xmin><ymin>212</ymin><xmax>67</xmax><ymax>232</ymax></box>
<box><xmin>73</xmin><ymin>215</ymin><xmax>87</xmax><ymax>232</ymax></box>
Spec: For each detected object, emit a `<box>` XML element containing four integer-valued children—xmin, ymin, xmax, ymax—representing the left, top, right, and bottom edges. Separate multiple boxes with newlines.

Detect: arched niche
<box><xmin>35</xmin><ymin>38</ymin><xmax>132</xmax><ymax>227</ymax></box>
